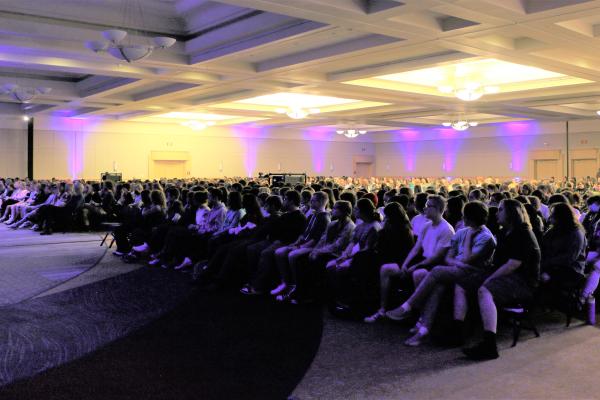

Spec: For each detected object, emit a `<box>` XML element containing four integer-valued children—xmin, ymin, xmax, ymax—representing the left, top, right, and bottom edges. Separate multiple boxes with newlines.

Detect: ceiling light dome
<box><xmin>1</xmin><ymin>84</ymin><xmax>52</xmax><ymax>103</ymax></box>
<box><xmin>335</xmin><ymin>128</ymin><xmax>368</xmax><ymax>138</ymax></box>
<box><xmin>438</xmin><ymin>84</ymin><xmax>499</xmax><ymax>101</ymax></box>
<box><xmin>275</xmin><ymin>107</ymin><xmax>319</xmax><ymax>119</ymax></box>
<box><xmin>442</xmin><ymin>119</ymin><xmax>478</xmax><ymax>131</ymax></box>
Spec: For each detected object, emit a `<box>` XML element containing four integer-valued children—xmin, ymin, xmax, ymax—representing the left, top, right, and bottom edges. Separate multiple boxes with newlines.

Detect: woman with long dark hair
<box><xmin>463</xmin><ymin>199</ymin><xmax>541</xmax><ymax>360</ymax></box>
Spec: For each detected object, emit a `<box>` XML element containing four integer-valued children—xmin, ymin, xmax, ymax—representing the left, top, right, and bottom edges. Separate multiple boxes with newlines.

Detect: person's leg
<box><xmin>288</xmin><ymin>247</ymin><xmax>313</xmax><ymax>285</ymax></box>
<box><xmin>251</xmin><ymin>242</ymin><xmax>283</xmax><ymax>292</ymax></box>
<box><xmin>274</xmin><ymin>245</ymin><xmax>295</xmax><ymax>290</ymax></box>
<box><xmin>404</xmin><ymin>266</ymin><xmax>464</xmax><ymax>310</ymax></box>
<box><xmin>463</xmin><ymin>281</ymin><xmax>505</xmax><ymax>360</ymax></box>
<box><xmin>583</xmin><ymin>260</ymin><xmax>600</xmax><ymax>299</ymax></box>
<box><xmin>379</xmin><ymin>263</ymin><xmax>401</xmax><ymax>310</ymax></box>
<box><xmin>405</xmin><ymin>284</ymin><xmax>447</xmax><ymax>346</ymax></box>
<box><xmin>478</xmin><ymin>285</ymin><xmax>497</xmax><ymax>333</ymax></box>
<box><xmin>454</xmin><ymin>284</ymin><xmax>468</xmax><ymax>321</ymax></box>
<box><xmin>412</xmin><ymin>268</ymin><xmax>429</xmax><ymax>287</ymax></box>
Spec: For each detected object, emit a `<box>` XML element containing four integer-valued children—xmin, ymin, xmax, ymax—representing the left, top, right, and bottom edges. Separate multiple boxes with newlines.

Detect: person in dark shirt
<box><xmin>463</xmin><ymin>199</ymin><xmax>541</xmax><ymax>361</ymax></box>
<box><xmin>241</xmin><ymin>190</ymin><xmax>307</xmax><ymax>295</ymax></box>
<box><xmin>540</xmin><ymin>202</ymin><xmax>586</xmax><ymax>297</ymax></box>
<box><xmin>271</xmin><ymin>191</ymin><xmax>331</xmax><ymax>301</ymax></box>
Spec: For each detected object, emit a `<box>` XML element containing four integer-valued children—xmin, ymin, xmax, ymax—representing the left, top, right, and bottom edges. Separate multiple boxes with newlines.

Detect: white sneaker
<box><xmin>30</xmin><ymin>224</ymin><xmax>39</xmax><ymax>230</ymax></box>
<box><xmin>20</xmin><ymin>221</ymin><xmax>32</xmax><ymax>229</ymax></box>
<box><xmin>132</xmin><ymin>243</ymin><xmax>150</xmax><ymax>253</ymax></box>
<box><xmin>404</xmin><ymin>329</ymin><xmax>429</xmax><ymax>347</ymax></box>
<box><xmin>174</xmin><ymin>257</ymin><xmax>193</xmax><ymax>271</ymax></box>
<box><xmin>364</xmin><ymin>309</ymin><xmax>386</xmax><ymax>323</ymax></box>
<box><xmin>5</xmin><ymin>218</ymin><xmax>14</xmax><ymax>225</ymax></box>
<box><xmin>270</xmin><ymin>282</ymin><xmax>287</xmax><ymax>296</ymax></box>
<box><xmin>148</xmin><ymin>258</ymin><xmax>161</xmax><ymax>266</ymax></box>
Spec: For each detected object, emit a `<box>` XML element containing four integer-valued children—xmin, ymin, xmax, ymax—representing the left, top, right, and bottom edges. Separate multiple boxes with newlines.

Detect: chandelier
<box><xmin>86</xmin><ymin>29</ymin><xmax>175</xmax><ymax>63</ymax></box>
<box><xmin>336</xmin><ymin>128</ymin><xmax>367</xmax><ymax>138</ymax></box>
<box><xmin>180</xmin><ymin>120</ymin><xmax>216</xmax><ymax>131</ymax></box>
<box><xmin>442</xmin><ymin>119</ymin><xmax>478</xmax><ymax>131</ymax></box>
<box><xmin>275</xmin><ymin>107</ymin><xmax>320</xmax><ymax>119</ymax></box>
<box><xmin>438</xmin><ymin>83</ymin><xmax>499</xmax><ymax>101</ymax></box>
<box><xmin>1</xmin><ymin>84</ymin><xmax>51</xmax><ymax>103</ymax></box>
<box><xmin>85</xmin><ymin>0</ymin><xmax>175</xmax><ymax>63</ymax></box>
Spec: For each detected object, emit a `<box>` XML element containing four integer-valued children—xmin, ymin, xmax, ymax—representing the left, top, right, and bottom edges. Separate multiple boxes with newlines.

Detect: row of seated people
<box><xmin>1</xmin><ymin>176</ymin><xmax>599</xmax><ymax>362</ymax></box>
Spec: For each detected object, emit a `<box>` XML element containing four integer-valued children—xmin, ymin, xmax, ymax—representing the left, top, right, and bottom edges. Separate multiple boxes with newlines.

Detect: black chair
<box><xmin>99</xmin><ymin>222</ymin><xmax>122</xmax><ymax>248</ymax></box>
<box><xmin>502</xmin><ymin>303</ymin><xmax>540</xmax><ymax>347</ymax></box>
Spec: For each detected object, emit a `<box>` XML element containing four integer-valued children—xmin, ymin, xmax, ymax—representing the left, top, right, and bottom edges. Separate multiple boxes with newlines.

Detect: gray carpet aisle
<box><xmin>292</xmin><ymin>313</ymin><xmax>599</xmax><ymax>400</ymax></box>
<box><xmin>0</xmin><ymin>268</ymin><xmax>192</xmax><ymax>386</ymax></box>
<box><xmin>0</xmin><ymin>226</ymin><xmax>106</xmax><ymax>305</ymax></box>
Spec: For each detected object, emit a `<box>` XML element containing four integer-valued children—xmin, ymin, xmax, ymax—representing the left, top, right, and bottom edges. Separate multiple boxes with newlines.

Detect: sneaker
<box><xmin>174</xmin><ymin>257</ymin><xmax>193</xmax><ymax>271</ymax></box>
<box><xmin>20</xmin><ymin>221</ymin><xmax>32</xmax><ymax>229</ymax></box>
<box><xmin>31</xmin><ymin>224</ymin><xmax>41</xmax><ymax>231</ymax></box>
<box><xmin>404</xmin><ymin>330</ymin><xmax>429</xmax><ymax>347</ymax></box>
<box><xmin>113</xmin><ymin>250</ymin><xmax>126</xmax><ymax>256</ymax></box>
<box><xmin>5</xmin><ymin>218</ymin><xmax>14</xmax><ymax>225</ymax></box>
<box><xmin>275</xmin><ymin>286</ymin><xmax>296</xmax><ymax>302</ymax></box>
<box><xmin>132</xmin><ymin>242</ymin><xmax>150</xmax><ymax>253</ymax></box>
<box><xmin>385</xmin><ymin>305</ymin><xmax>411</xmax><ymax>321</ymax></box>
<box><xmin>364</xmin><ymin>309</ymin><xmax>386</xmax><ymax>323</ymax></box>
<box><xmin>270</xmin><ymin>282</ymin><xmax>287</xmax><ymax>296</ymax></box>
<box><xmin>148</xmin><ymin>258</ymin><xmax>161</xmax><ymax>266</ymax></box>
<box><xmin>240</xmin><ymin>285</ymin><xmax>263</xmax><ymax>296</ymax></box>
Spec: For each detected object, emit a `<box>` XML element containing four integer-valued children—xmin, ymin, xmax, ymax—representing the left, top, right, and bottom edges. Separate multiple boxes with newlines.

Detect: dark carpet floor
<box><xmin>0</xmin><ymin>284</ymin><xmax>323</xmax><ymax>400</ymax></box>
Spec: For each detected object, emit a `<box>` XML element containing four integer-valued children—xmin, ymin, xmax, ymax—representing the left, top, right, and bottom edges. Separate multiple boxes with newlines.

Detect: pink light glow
<box><xmin>497</xmin><ymin>121</ymin><xmax>539</xmax><ymax>173</ymax></box>
<box><xmin>232</xmin><ymin>124</ymin><xmax>267</xmax><ymax>177</ymax></box>
<box><xmin>302</xmin><ymin>127</ymin><xmax>332</xmax><ymax>173</ymax></box>
<box><xmin>49</xmin><ymin>117</ymin><xmax>97</xmax><ymax>180</ymax></box>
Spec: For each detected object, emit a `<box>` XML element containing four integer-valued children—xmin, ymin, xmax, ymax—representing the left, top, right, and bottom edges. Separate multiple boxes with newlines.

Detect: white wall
<box><xmin>31</xmin><ymin>117</ymin><xmax>375</xmax><ymax>180</ymax></box>
<box><xmin>0</xmin><ymin>116</ymin><xmax>28</xmax><ymax>177</ymax></box>
<box><xmin>374</xmin><ymin>120</ymin><xmax>600</xmax><ymax>178</ymax></box>
<box><xmin>3</xmin><ymin>114</ymin><xmax>600</xmax><ymax>180</ymax></box>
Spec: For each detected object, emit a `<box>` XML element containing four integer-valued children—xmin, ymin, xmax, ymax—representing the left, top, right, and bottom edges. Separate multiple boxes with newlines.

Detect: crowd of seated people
<box><xmin>2</xmin><ymin>174</ymin><xmax>600</xmax><ymax>361</ymax></box>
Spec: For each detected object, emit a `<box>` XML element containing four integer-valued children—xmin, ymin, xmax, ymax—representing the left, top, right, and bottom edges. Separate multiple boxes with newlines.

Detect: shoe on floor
<box><xmin>404</xmin><ymin>330</ymin><xmax>429</xmax><ymax>347</ymax></box>
<box><xmin>132</xmin><ymin>242</ymin><xmax>150</xmax><ymax>253</ymax></box>
<box><xmin>270</xmin><ymin>282</ymin><xmax>287</xmax><ymax>296</ymax></box>
<box><xmin>174</xmin><ymin>257</ymin><xmax>193</xmax><ymax>271</ymax></box>
<box><xmin>240</xmin><ymin>285</ymin><xmax>263</xmax><ymax>296</ymax></box>
<box><xmin>148</xmin><ymin>258</ymin><xmax>162</xmax><ymax>266</ymax></box>
<box><xmin>113</xmin><ymin>250</ymin><xmax>126</xmax><ymax>256</ymax></box>
<box><xmin>385</xmin><ymin>305</ymin><xmax>411</xmax><ymax>321</ymax></box>
<box><xmin>364</xmin><ymin>309</ymin><xmax>386</xmax><ymax>323</ymax></box>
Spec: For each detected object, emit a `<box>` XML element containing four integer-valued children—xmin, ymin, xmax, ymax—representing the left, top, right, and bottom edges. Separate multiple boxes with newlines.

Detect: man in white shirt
<box><xmin>366</xmin><ymin>195</ymin><xmax>455</xmax><ymax>323</ymax></box>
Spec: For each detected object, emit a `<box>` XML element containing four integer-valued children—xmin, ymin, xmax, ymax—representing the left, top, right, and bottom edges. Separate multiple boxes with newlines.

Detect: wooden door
<box><xmin>534</xmin><ymin>159</ymin><xmax>558</xmax><ymax>180</ymax></box>
<box><xmin>354</xmin><ymin>162</ymin><xmax>373</xmax><ymax>178</ymax></box>
<box><xmin>572</xmin><ymin>159</ymin><xmax>597</xmax><ymax>179</ymax></box>
<box><xmin>153</xmin><ymin>160</ymin><xmax>186</xmax><ymax>179</ymax></box>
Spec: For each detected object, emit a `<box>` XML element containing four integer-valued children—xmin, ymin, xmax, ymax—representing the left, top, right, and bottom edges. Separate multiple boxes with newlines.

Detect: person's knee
<box><xmin>380</xmin><ymin>263</ymin><xmax>399</xmax><ymax>277</ymax></box>
<box><xmin>275</xmin><ymin>247</ymin><xmax>288</xmax><ymax>257</ymax></box>
<box><xmin>478</xmin><ymin>285</ymin><xmax>491</xmax><ymax>299</ymax></box>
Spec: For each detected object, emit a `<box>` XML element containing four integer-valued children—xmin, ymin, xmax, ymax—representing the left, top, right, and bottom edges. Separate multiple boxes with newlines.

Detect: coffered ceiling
<box><xmin>2</xmin><ymin>0</ymin><xmax>600</xmax><ymax>131</ymax></box>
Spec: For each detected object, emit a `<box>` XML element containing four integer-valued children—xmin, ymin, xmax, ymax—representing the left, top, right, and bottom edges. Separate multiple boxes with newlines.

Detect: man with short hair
<box><xmin>365</xmin><ymin>195</ymin><xmax>455</xmax><ymax>323</ymax></box>
<box><xmin>374</xmin><ymin>202</ymin><xmax>496</xmax><ymax>347</ymax></box>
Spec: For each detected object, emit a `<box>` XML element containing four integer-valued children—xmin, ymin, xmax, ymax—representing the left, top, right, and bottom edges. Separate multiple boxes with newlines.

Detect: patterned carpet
<box><xmin>0</xmin><ymin>267</ymin><xmax>192</xmax><ymax>386</ymax></box>
<box><xmin>0</xmin><ymin>226</ymin><xmax>106</xmax><ymax>305</ymax></box>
